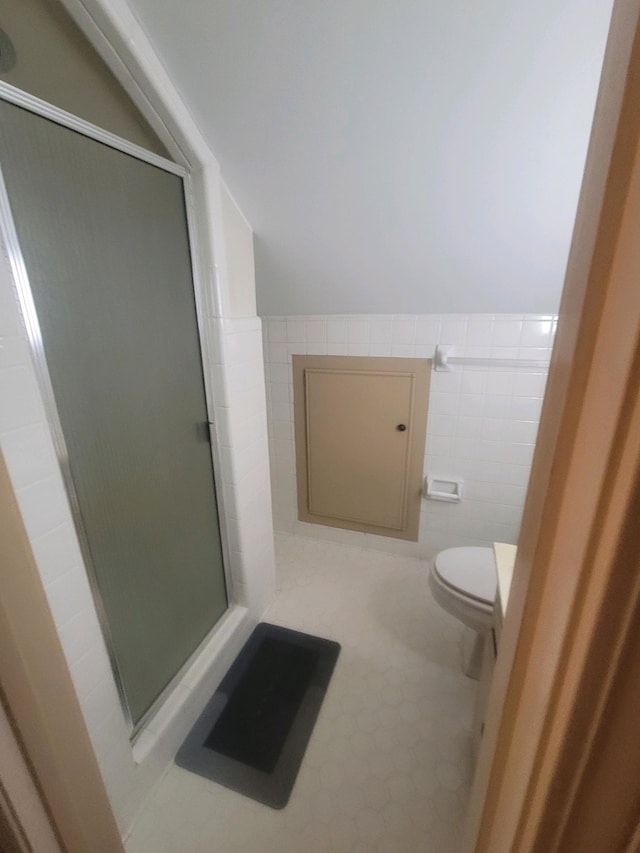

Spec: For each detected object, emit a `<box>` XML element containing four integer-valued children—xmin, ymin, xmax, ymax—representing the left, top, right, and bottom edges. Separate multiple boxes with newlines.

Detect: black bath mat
<box><xmin>175</xmin><ymin>622</ymin><xmax>340</xmax><ymax>808</ymax></box>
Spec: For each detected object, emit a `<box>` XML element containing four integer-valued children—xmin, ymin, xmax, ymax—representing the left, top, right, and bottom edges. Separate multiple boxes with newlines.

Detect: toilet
<box><xmin>428</xmin><ymin>546</ymin><xmax>497</xmax><ymax>678</ymax></box>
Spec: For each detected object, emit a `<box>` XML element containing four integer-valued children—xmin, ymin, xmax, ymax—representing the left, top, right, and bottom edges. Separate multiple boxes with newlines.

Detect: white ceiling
<box><xmin>126</xmin><ymin>0</ymin><xmax>613</xmax><ymax>316</ymax></box>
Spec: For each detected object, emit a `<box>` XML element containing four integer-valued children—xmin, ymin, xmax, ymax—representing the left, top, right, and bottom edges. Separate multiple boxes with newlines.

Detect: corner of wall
<box><xmin>220</xmin><ymin>182</ymin><xmax>257</xmax><ymax>319</ymax></box>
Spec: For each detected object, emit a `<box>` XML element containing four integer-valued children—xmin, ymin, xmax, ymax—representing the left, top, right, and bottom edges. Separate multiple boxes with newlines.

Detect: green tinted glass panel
<box><xmin>0</xmin><ymin>100</ymin><xmax>228</xmax><ymax>727</ymax></box>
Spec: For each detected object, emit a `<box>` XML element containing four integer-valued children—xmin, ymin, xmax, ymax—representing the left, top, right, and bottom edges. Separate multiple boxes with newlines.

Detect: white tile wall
<box><xmin>211</xmin><ymin>318</ymin><xmax>276</xmax><ymax>615</ymax></box>
<box><xmin>0</xmin><ymin>257</ymin><xmax>274</xmax><ymax>833</ymax></box>
<box><xmin>262</xmin><ymin>314</ymin><xmax>556</xmax><ymax>558</ymax></box>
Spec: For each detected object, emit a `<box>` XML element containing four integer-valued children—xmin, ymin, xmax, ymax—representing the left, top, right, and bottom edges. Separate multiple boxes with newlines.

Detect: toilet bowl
<box><xmin>429</xmin><ymin>546</ymin><xmax>497</xmax><ymax>678</ymax></box>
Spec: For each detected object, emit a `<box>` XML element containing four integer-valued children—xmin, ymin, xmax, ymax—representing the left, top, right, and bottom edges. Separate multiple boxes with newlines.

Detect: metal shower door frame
<box><xmin>0</xmin><ymin>80</ymin><xmax>234</xmax><ymax>736</ymax></box>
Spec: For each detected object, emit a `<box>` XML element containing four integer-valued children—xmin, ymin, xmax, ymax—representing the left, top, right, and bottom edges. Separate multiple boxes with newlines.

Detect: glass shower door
<box><xmin>0</xmin><ymin>99</ymin><xmax>228</xmax><ymax>729</ymax></box>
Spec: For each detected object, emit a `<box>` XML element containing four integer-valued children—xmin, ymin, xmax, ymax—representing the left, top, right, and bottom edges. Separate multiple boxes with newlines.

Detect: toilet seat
<box><xmin>433</xmin><ymin>546</ymin><xmax>496</xmax><ymax>606</ymax></box>
<box><xmin>429</xmin><ymin>546</ymin><xmax>496</xmax><ymax>678</ymax></box>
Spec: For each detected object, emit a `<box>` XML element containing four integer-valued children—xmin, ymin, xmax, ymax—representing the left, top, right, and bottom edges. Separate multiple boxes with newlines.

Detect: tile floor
<box><xmin>126</xmin><ymin>534</ymin><xmax>477</xmax><ymax>853</ymax></box>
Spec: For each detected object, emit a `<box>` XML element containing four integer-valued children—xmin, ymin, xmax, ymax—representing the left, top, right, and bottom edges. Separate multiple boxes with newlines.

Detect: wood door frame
<box><xmin>0</xmin><ymin>448</ymin><xmax>123</xmax><ymax>853</ymax></box>
<box><xmin>465</xmin><ymin>0</ymin><xmax>640</xmax><ymax>849</ymax></box>
<box><xmin>0</xmin><ymin>695</ymin><xmax>64</xmax><ymax>853</ymax></box>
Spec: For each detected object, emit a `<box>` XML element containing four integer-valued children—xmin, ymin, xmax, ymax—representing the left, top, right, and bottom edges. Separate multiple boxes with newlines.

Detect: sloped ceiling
<box><xmin>126</xmin><ymin>0</ymin><xmax>613</xmax><ymax>316</ymax></box>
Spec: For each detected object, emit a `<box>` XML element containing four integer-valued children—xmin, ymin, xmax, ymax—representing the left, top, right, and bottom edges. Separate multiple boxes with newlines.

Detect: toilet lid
<box><xmin>434</xmin><ymin>547</ymin><xmax>497</xmax><ymax>605</ymax></box>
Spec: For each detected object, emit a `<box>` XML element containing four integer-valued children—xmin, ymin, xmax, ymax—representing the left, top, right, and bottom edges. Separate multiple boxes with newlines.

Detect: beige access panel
<box><xmin>293</xmin><ymin>355</ymin><xmax>430</xmax><ymax>540</ymax></box>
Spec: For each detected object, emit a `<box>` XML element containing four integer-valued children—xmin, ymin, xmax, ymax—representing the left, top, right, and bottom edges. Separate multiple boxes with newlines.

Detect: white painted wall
<box><xmin>221</xmin><ymin>183</ymin><xmax>258</xmax><ymax>318</ymax></box>
<box><xmin>125</xmin><ymin>0</ymin><xmax>613</xmax><ymax>316</ymax></box>
<box><xmin>263</xmin><ymin>313</ymin><xmax>555</xmax><ymax>557</ymax></box>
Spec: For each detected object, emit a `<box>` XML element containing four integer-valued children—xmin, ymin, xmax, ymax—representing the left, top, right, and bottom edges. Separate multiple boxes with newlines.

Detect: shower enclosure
<box><xmin>0</xmin><ymin>90</ymin><xmax>229</xmax><ymax>732</ymax></box>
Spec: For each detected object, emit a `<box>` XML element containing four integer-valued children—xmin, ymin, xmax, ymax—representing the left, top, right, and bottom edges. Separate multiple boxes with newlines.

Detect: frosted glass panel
<box><xmin>0</xmin><ymin>100</ymin><xmax>228</xmax><ymax>727</ymax></box>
